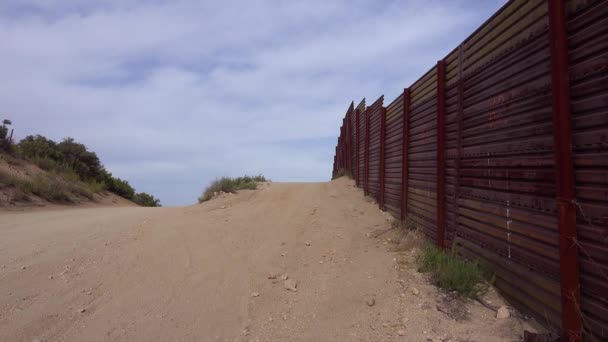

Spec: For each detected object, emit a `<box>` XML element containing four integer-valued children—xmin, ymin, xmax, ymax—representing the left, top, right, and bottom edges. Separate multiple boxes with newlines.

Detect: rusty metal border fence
<box><xmin>331</xmin><ymin>0</ymin><xmax>607</xmax><ymax>340</ymax></box>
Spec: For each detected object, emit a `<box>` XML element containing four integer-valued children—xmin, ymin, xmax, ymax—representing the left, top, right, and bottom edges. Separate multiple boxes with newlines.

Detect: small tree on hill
<box><xmin>0</xmin><ymin>119</ymin><xmax>13</xmax><ymax>151</ymax></box>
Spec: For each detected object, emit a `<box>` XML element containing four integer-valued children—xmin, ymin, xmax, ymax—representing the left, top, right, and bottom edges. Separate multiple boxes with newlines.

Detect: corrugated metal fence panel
<box><xmin>356</xmin><ymin>99</ymin><xmax>366</xmax><ymax>188</ymax></box>
<box><xmin>348</xmin><ymin>105</ymin><xmax>356</xmax><ymax>177</ymax></box>
<box><xmin>368</xmin><ymin>96</ymin><xmax>384</xmax><ymax>200</ymax></box>
<box><xmin>462</xmin><ymin>0</ymin><xmax>549</xmax><ymax>79</ymax></box>
<box><xmin>455</xmin><ymin>0</ymin><xmax>563</xmax><ymax>328</ymax></box>
<box><xmin>445</xmin><ymin>48</ymin><xmax>460</xmax><ymax>247</ymax></box>
<box><xmin>408</xmin><ymin>66</ymin><xmax>438</xmax><ymax>240</ymax></box>
<box><xmin>567</xmin><ymin>0</ymin><xmax>608</xmax><ymax>339</ymax></box>
<box><xmin>331</xmin><ymin>0</ymin><xmax>608</xmax><ymax>338</ymax></box>
<box><xmin>384</xmin><ymin>94</ymin><xmax>404</xmax><ymax>219</ymax></box>
<box><xmin>342</xmin><ymin>103</ymin><xmax>351</xmax><ymax>173</ymax></box>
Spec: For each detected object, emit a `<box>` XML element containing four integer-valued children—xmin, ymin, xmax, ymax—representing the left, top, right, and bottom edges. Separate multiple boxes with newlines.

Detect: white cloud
<box><xmin>0</xmin><ymin>0</ymin><xmax>506</xmax><ymax>205</ymax></box>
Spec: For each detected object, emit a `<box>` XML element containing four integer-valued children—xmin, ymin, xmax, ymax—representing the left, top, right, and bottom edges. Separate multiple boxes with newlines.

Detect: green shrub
<box><xmin>9</xmin><ymin>133</ymin><xmax>161</xmax><ymax>204</ymax></box>
<box><xmin>66</xmin><ymin>181</ymin><xmax>94</xmax><ymax>200</ymax></box>
<box><xmin>417</xmin><ymin>244</ymin><xmax>488</xmax><ymax>299</ymax></box>
<box><xmin>87</xmin><ymin>180</ymin><xmax>106</xmax><ymax>193</ymax></box>
<box><xmin>0</xmin><ymin>169</ymin><xmax>95</xmax><ymax>203</ymax></box>
<box><xmin>0</xmin><ymin>169</ymin><xmax>19</xmax><ymax>187</ymax></box>
<box><xmin>198</xmin><ymin>175</ymin><xmax>266</xmax><ymax>203</ymax></box>
<box><xmin>105</xmin><ymin>176</ymin><xmax>135</xmax><ymax>200</ymax></box>
<box><xmin>133</xmin><ymin>192</ymin><xmax>161</xmax><ymax>207</ymax></box>
<box><xmin>26</xmin><ymin>175</ymin><xmax>74</xmax><ymax>203</ymax></box>
<box><xmin>0</xmin><ymin>119</ymin><xmax>13</xmax><ymax>152</ymax></box>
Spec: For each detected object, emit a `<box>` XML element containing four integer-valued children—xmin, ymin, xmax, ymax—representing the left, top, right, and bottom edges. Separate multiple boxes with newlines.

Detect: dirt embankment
<box><xmin>0</xmin><ymin>154</ymin><xmax>135</xmax><ymax>210</ymax></box>
<box><xmin>0</xmin><ymin>178</ymin><xmax>546</xmax><ymax>341</ymax></box>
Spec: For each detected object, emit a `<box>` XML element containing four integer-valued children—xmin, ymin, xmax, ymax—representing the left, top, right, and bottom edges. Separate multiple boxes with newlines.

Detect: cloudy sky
<box><xmin>1</xmin><ymin>0</ymin><xmax>506</xmax><ymax>206</ymax></box>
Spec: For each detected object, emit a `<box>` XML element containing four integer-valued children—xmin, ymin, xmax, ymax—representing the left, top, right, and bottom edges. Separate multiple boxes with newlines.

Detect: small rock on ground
<box><xmin>411</xmin><ymin>287</ymin><xmax>419</xmax><ymax>296</ymax></box>
<box><xmin>284</xmin><ymin>279</ymin><xmax>297</xmax><ymax>292</ymax></box>
<box><xmin>251</xmin><ymin>292</ymin><xmax>260</xmax><ymax>297</ymax></box>
<box><xmin>364</xmin><ymin>295</ymin><xmax>375</xmax><ymax>307</ymax></box>
<box><xmin>496</xmin><ymin>306</ymin><xmax>510</xmax><ymax>319</ymax></box>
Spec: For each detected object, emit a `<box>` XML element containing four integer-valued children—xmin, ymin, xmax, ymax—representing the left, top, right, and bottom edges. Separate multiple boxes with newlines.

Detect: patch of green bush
<box><xmin>87</xmin><ymin>180</ymin><xmax>106</xmax><ymax>194</ymax></box>
<box><xmin>417</xmin><ymin>244</ymin><xmax>488</xmax><ymax>299</ymax></box>
<box><xmin>104</xmin><ymin>176</ymin><xmax>135</xmax><ymax>200</ymax></box>
<box><xmin>198</xmin><ymin>175</ymin><xmax>267</xmax><ymax>203</ymax></box>
<box><xmin>0</xmin><ymin>169</ymin><xmax>94</xmax><ymax>203</ymax></box>
<box><xmin>133</xmin><ymin>192</ymin><xmax>161</xmax><ymax>207</ymax></box>
<box><xmin>8</xmin><ymin>131</ymin><xmax>159</xmax><ymax>204</ymax></box>
<box><xmin>0</xmin><ymin>119</ymin><xmax>13</xmax><ymax>152</ymax></box>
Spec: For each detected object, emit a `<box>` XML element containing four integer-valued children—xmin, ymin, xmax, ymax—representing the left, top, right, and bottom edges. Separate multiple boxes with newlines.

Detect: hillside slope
<box><xmin>0</xmin><ymin>178</ymin><xmax>546</xmax><ymax>341</ymax></box>
<box><xmin>0</xmin><ymin>153</ymin><xmax>135</xmax><ymax>209</ymax></box>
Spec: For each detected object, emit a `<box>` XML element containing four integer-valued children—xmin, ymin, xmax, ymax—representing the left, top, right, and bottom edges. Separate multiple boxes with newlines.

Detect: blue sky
<box><xmin>0</xmin><ymin>0</ymin><xmax>506</xmax><ymax>206</ymax></box>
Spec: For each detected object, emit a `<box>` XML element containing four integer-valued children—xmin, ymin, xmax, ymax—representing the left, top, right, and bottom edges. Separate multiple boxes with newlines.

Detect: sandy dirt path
<box><xmin>0</xmin><ymin>179</ymin><xmax>534</xmax><ymax>341</ymax></box>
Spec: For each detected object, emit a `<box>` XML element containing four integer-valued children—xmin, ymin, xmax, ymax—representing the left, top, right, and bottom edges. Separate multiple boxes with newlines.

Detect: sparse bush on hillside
<box><xmin>0</xmin><ymin>169</ymin><xmax>93</xmax><ymax>203</ymax></box>
<box><xmin>57</xmin><ymin>137</ymin><xmax>105</xmax><ymax>182</ymax></box>
<box><xmin>133</xmin><ymin>192</ymin><xmax>161</xmax><ymax>207</ymax></box>
<box><xmin>9</xmin><ymin>133</ymin><xmax>160</xmax><ymax>204</ymax></box>
<box><xmin>87</xmin><ymin>180</ymin><xmax>106</xmax><ymax>194</ymax></box>
<box><xmin>0</xmin><ymin>119</ymin><xmax>14</xmax><ymax>152</ymax></box>
<box><xmin>417</xmin><ymin>244</ymin><xmax>488</xmax><ymax>299</ymax></box>
<box><xmin>105</xmin><ymin>176</ymin><xmax>135</xmax><ymax>200</ymax></box>
<box><xmin>198</xmin><ymin>175</ymin><xmax>267</xmax><ymax>203</ymax></box>
<box><xmin>19</xmin><ymin>136</ymin><xmax>105</xmax><ymax>182</ymax></box>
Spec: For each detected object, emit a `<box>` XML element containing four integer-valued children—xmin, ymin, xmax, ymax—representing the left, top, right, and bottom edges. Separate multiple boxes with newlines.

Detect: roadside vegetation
<box><xmin>0</xmin><ymin>119</ymin><xmax>161</xmax><ymax>206</ymax></box>
<box><xmin>198</xmin><ymin>175</ymin><xmax>267</xmax><ymax>203</ymax></box>
<box><xmin>417</xmin><ymin>244</ymin><xmax>488</xmax><ymax>299</ymax></box>
<box><xmin>0</xmin><ymin>169</ymin><xmax>92</xmax><ymax>203</ymax></box>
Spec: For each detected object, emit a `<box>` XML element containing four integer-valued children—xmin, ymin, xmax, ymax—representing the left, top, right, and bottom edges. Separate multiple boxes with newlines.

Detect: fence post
<box><xmin>379</xmin><ymin>107</ymin><xmax>387</xmax><ymax>209</ymax></box>
<box><xmin>365</xmin><ymin>108</ymin><xmax>370</xmax><ymax>195</ymax></box>
<box><xmin>355</xmin><ymin>109</ymin><xmax>360</xmax><ymax>186</ymax></box>
<box><xmin>547</xmin><ymin>1</ymin><xmax>581</xmax><ymax>340</ymax></box>
<box><xmin>401</xmin><ymin>89</ymin><xmax>410</xmax><ymax>222</ymax></box>
<box><xmin>437</xmin><ymin>61</ymin><xmax>446</xmax><ymax>249</ymax></box>
<box><xmin>341</xmin><ymin>123</ymin><xmax>346</xmax><ymax>170</ymax></box>
<box><xmin>346</xmin><ymin>114</ymin><xmax>351</xmax><ymax>174</ymax></box>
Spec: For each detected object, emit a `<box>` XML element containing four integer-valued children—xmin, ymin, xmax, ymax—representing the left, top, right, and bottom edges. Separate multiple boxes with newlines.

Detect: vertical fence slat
<box><xmin>400</xmin><ymin>89</ymin><xmax>410</xmax><ymax>222</ymax></box>
<box><xmin>437</xmin><ymin>61</ymin><xmax>447</xmax><ymax>249</ymax></box>
<box><xmin>365</xmin><ymin>108</ymin><xmax>370</xmax><ymax>195</ymax></box>
<box><xmin>355</xmin><ymin>109</ymin><xmax>360</xmax><ymax>187</ymax></box>
<box><xmin>548</xmin><ymin>0</ymin><xmax>581</xmax><ymax>340</ymax></box>
<box><xmin>379</xmin><ymin>106</ymin><xmax>387</xmax><ymax>209</ymax></box>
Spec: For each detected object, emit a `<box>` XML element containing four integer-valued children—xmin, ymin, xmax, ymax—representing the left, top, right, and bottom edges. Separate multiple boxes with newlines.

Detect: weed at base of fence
<box><xmin>417</xmin><ymin>244</ymin><xmax>488</xmax><ymax>299</ymax></box>
<box><xmin>391</xmin><ymin>216</ymin><xmax>418</xmax><ymax>231</ymax></box>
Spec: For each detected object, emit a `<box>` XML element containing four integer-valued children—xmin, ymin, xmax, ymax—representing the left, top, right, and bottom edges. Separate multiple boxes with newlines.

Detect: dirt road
<box><xmin>0</xmin><ymin>179</ymin><xmax>534</xmax><ymax>341</ymax></box>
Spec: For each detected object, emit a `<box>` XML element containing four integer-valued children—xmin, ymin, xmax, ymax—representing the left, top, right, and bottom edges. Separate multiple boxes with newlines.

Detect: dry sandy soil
<box><xmin>0</xmin><ymin>178</ymin><xmax>545</xmax><ymax>341</ymax></box>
